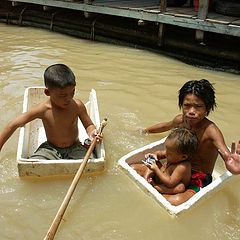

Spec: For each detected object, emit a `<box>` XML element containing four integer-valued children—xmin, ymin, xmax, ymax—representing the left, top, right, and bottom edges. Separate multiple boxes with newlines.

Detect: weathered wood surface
<box><xmin>8</xmin><ymin>0</ymin><xmax>240</xmax><ymax>36</ymax></box>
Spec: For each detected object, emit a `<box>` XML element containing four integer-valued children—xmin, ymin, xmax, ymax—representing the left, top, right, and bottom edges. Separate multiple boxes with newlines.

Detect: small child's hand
<box><xmin>144</xmin><ymin>153</ymin><xmax>158</xmax><ymax>161</ymax></box>
<box><xmin>142</xmin><ymin>160</ymin><xmax>158</xmax><ymax>172</ymax></box>
<box><xmin>148</xmin><ymin>162</ymin><xmax>158</xmax><ymax>172</ymax></box>
<box><xmin>142</xmin><ymin>155</ymin><xmax>158</xmax><ymax>171</ymax></box>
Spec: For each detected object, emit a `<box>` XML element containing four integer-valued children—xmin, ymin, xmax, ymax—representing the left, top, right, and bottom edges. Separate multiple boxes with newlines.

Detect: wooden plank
<box><xmin>167</xmin><ymin>7</ymin><xmax>195</xmax><ymax>16</ymax></box>
<box><xmin>143</xmin><ymin>6</ymin><xmax>160</xmax><ymax>10</ymax></box>
<box><xmin>146</xmin><ymin>9</ymin><xmax>160</xmax><ymax>13</ymax></box>
<box><xmin>229</xmin><ymin>23</ymin><xmax>240</xmax><ymax>28</ymax></box>
<box><xmin>207</xmin><ymin>12</ymin><xmax>239</xmax><ymax>24</ymax></box>
<box><xmin>95</xmin><ymin>0</ymin><xmax>159</xmax><ymax>8</ymax></box>
<box><xmin>174</xmin><ymin>13</ymin><xmax>194</xmax><ymax>18</ymax></box>
<box><xmin>231</xmin><ymin>20</ymin><xmax>240</xmax><ymax>26</ymax></box>
<box><xmin>207</xmin><ymin>19</ymin><xmax>230</xmax><ymax>25</ymax></box>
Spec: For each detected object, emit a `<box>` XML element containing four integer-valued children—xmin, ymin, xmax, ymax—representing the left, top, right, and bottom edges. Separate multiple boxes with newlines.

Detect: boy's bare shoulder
<box><xmin>173</xmin><ymin>114</ymin><xmax>184</xmax><ymax>126</ymax></box>
<box><xmin>72</xmin><ymin>98</ymin><xmax>88</xmax><ymax>115</ymax></box>
<box><xmin>73</xmin><ymin>98</ymin><xmax>85</xmax><ymax>110</ymax></box>
<box><xmin>28</xmin><ymin>99</ymin><xmax>51</xmax><ymax>117</ymax></box>
<box><xmin>74</xmin><ymin>98</ymin><xmax>84</xmax><ymax>106</ymax></box>
<box><xmin>204</xmin><ymin>119</ymin><xmax>222</xmax><ymax>136</ymax></box>
<box><xmin>38</xmin><ymin>99</ymin><xmax>51</xmax><ymax>109</ymax></box>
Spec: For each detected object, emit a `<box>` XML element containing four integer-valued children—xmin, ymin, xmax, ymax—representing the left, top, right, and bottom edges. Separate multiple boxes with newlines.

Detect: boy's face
<box><xmin>165</xmin><ymin>138</ymin><xmax>187</xmax><ymax>163</ymax></box>
<box><xmin>182</xmin><ymin>94</ymin><xmax>207</xmax><ymax>127</ymax></box>
<box><xmin>45</xmin><ymin>86</ymin><xmax>75</xmax><ymax>109</ymax></box>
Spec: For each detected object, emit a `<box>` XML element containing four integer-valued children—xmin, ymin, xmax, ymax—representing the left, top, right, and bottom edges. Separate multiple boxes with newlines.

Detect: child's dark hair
<box><xmin>167</xmin><ymin>127</ymin><xmax>198</xmax><ymax>158</ymax></box>
<box><xmin>178</xmin><ymin>79</ymin><xmax>216</xmax><ymax>115</ymax></box>
<box><xmin>44</xmin><ymin>64</ymin><xmax>76</xmax><ymax>88</ymax></box>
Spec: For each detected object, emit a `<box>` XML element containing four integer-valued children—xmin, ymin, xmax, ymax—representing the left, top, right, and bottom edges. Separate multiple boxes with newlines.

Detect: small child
<box><xmin>132</xmin><ymin>128</ymin><xmax>198</xmax><ymax>195</ymax></box>
<box><xmin>0</xmin><ymin>63</ymin><xmax>101</xmax><ymax>159</ymax></box>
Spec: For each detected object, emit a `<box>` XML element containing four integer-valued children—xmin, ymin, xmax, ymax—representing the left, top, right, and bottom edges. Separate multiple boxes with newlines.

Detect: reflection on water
<box><xmin>0</xmin><ymin>23</ymin><xmax>240</xmax><ymax>240</ymax></box>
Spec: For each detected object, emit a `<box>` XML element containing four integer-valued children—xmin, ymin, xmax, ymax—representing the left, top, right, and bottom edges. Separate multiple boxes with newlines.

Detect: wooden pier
<box><xmin>8</xmin><ymin>0</ymin><xmax>240</xmax><ymax>37</ymax></box>
<box><xmin>1</xmin><ymin>0</ymin><xmax>240</xmax><ymax>70</ymax></box>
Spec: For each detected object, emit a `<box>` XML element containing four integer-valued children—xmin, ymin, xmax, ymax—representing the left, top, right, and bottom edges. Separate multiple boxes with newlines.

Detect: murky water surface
<box><xmin>0</xmin><ymin>24</ymin><xmax>240</xmax><ymax>240</ymax></box>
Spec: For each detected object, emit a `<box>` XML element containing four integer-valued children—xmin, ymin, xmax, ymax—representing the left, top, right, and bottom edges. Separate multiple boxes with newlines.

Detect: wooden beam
<box><xmin>198</xmin><ymin>0</ymin><xmax>209</xmax><ymax>20</ymax></box>
<box><xmin>11</xmin><ymin>1</ymin><xmax>22</xmax><ymax>6</ymax></box>
<box><xmin>195</xmin><ymin>0</ymin><xmax>209</xmax><ymax>43</ymax></box>
<box><xmin>195</xmin><ymin>29</ymin><xmax>205</xmax><ymax>43</ymax></box>
<box><xmin>160</xmin><ymin>0</ymin><xmax>166</xmax><ymax>12</ymax></box>
<box><xmin>83</xmin><ymin>0</ymin><xmax>92</xmax><ymax>18</ymax></box>
<box><xmin>158</xmin><ymin>23</ymin><xmax>165</xmax><ymax>46</ymax></box>
<box><xmin>158</xmin><ymin>0</ymin><xmax>166</xmax><ymax>46</ymax></box>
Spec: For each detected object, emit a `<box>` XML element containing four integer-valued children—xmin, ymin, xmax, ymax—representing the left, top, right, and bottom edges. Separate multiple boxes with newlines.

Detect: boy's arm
<box><xmin>76</xmin><ymin>100</ymin><xmax>97</xmax><ymax>140</ymax></box>
<box><xmin>0</xmin><ymin>108</ymin><xmax>41</xmax><ymax>151</ymax></box>
<box><xmin>211</xmin><ymin>124</ymin><xmax>240</xmax><ymax>174</ymax></box>
<box><xmin>86</xmin><ymin>124</ymin><xmax>97</xmax><ymax>140</ymax></box>
<box><xmin>143</xmin><ymin>114</ymin><xmax>183</xmax><ymax>134</ymax></box>
<box><xmin>151</xmin><ymin>163</ymin><xmax>188</xmax><ymax>188</ymax></box>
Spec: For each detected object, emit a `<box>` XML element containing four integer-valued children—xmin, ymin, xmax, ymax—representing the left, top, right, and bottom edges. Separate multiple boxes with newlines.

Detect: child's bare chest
<box><xmin>44</xmin><ymin>107</ymin><xmax>78</xmax><ymax>128</ymax></box>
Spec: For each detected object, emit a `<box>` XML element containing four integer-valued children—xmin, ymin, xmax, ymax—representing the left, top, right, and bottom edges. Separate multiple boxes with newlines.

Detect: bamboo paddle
<box><xmin>44</xmin><ymin>118</ymin><xmax>107</xmax><ymax>240</ymax></box>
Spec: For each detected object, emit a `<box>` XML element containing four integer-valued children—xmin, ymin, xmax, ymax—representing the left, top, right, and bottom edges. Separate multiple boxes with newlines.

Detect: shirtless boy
<box><xmin>141</xmin><ymin>79</ymin><xmax>240</xmax><ymax>205</ymax></box>
<box><xmin>0</xmin><ymin>63</ymin><xmax>100</xmax><ymax>159</ymax></box>
<box><xmin>132</xmin><ymin>128</ymin><xmax>198</xmax><ymax>197</ymax></box>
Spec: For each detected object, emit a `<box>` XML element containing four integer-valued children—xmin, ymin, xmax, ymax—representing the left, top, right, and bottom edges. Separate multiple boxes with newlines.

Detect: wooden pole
<box><xmin>44</xmin><ymin>119</ymin><xmax>107</xmax><ymax>240</ymax></box>
<box><xmin>195</xmin><ymin>0</ymin><xmax>209</xmax><ymax>43</ymax></box>
<box><xmin>158</xmin><ymin>0</ymin><xmax>167</xmax><ymax>46</ymax></box>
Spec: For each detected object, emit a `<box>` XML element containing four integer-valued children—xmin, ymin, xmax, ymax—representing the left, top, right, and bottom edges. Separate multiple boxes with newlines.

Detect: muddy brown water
<box><xmin>0</xmin><ymin>24</ymin><xmax>240</xmax><ymax>240</ymax></box>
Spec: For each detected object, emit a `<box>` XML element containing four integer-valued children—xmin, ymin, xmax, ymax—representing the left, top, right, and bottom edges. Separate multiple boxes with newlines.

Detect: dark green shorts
<box><xmin>30</xmin><ymin>141</ymin><xmax>92</xmax><ymax>160</ymax></box>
